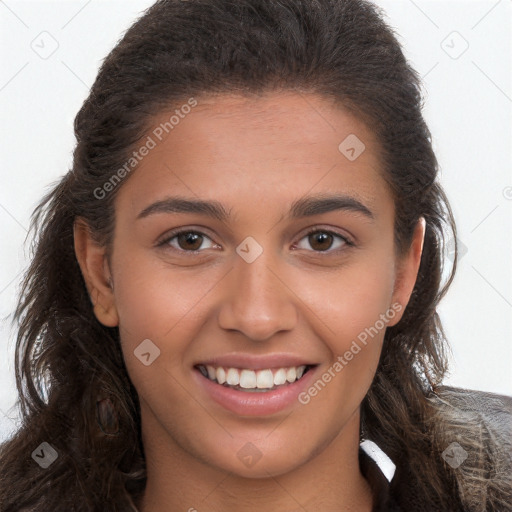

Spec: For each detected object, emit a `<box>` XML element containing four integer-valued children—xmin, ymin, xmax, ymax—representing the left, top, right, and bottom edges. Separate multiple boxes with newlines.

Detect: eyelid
<box><xmin>156</xmin><ymin>225</ymin><xmax>354</xmax><ymax>254</ymax></box>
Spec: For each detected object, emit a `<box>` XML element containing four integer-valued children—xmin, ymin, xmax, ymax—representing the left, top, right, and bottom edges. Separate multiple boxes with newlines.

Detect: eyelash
<box><xmin>156</xmin><ymin>226</ymin><xmax>354</xmax><ymax>255</ymax></box>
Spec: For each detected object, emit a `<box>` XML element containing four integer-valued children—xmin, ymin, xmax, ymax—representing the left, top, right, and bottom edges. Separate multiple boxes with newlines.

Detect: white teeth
<box><xmin>240</xmin><ymin>369</ymin><xmax>257</xmax><ymax>389</ymax></box>
<box><xmin>226</xmin><ymin>368</ymin><xmax>240</xmax><ymax>386</ymax></box>
<box><xmin>256</xmin><ymin>369</ymin><xmax>274</xmax><ymax>389</ymax></box>
<box><xmin>286</xmin><ymin>367</ymin><xmax>297</xmax><ymax>383</ymax></box>
<box><xmin>207</xmin><ymin>365</ymin><xmax>216</xmax><ymax>380</ymax></box>
<box><xmin>216</xmin><ymin>367</ymin><xmax>226</xmax><ymax>384</ymax></box>
<box><xmin>273</xmin><ymin>368</ymin><xmax>287</xmax><ymax>385</ymax></box>
<box><xmin>199</xmin><ymin>364</ymin><xmax>310</xmax><ymax>389</ymax></box>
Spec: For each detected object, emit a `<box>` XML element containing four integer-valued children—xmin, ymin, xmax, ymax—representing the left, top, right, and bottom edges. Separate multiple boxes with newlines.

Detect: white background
<box><xmin>1</xmin><ymin>0</ymin><xmax>511</xmax><ymax>444</ymax></box>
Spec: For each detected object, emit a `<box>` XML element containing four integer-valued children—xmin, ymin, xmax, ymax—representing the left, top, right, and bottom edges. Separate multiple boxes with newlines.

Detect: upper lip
<box><xmin>195</xmin><ymin>353</ymin><xmax>318</xmax><ymax>371</ymax></box>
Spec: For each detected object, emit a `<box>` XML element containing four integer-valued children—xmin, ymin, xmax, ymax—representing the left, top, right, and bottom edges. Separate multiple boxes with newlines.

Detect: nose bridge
<box><xmin>217</xmin><ymin>247</ymin><xmax>297</xmax><ymax>340</ymax></box>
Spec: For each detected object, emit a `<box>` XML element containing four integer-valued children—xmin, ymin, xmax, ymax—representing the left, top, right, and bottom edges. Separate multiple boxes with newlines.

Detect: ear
<box><xmin>387</xmin><ymin>217</ymin><xmax>426</xmax><ymax>327</ymax></box>
<box><xmin>73</xmin><ymin>218</ymin><xmax>119</xmax><ymax>327</ymax></box>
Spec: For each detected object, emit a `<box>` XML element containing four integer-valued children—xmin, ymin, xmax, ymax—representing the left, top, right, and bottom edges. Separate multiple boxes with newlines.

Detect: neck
<box><xmin>136</xmin><ymin>407</ymin><xmax>373</xmax><ymax>512</ymax></box>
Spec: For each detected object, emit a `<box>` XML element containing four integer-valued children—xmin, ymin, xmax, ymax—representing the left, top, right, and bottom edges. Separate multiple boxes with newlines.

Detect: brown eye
<box><xmin>176</xmin><ymin>232</ymin><xmax>204</xmax><ymax>251</ymax></box>
<box><xmin>295</xmin><ymin>229</ymin><xmax>353</xmax><ymax>254</ymax></box>
<box><xmin>158</xmin><ymin>230</ymin><xmax>216</xmax><ymax>252</ymax></box>
<box><xmin>308</xmin><ymin>232</ymin><xmax>334</xmax><ymax>251</ymax></box>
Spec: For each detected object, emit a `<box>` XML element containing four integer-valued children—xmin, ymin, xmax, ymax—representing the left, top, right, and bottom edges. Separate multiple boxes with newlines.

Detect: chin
<box><xmin>196</xmin><ymin>435</ymin><xmax>314</xmax><ymax>479</ymax></box>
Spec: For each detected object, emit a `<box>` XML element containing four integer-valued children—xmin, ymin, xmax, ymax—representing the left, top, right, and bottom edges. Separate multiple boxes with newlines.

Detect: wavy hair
<box><xmin>0</xmin><ymin>0</ymin><xmax>493</xmax><ymax>510</ymax></box>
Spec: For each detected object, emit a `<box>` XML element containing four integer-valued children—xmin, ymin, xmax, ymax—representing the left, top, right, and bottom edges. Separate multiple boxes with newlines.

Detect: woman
<box><xmin>0</xmin><ymin>0</ymin><xmax>510</xmax><ymax>511</ymax></box>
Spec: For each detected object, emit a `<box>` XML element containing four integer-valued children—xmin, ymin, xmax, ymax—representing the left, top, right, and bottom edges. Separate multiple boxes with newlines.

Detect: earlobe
<box><xmin>387</xmin><ymin>217</ymin><xmax>426</xmax><ymax>327</ymax></box>
<box><xmin>93</xmin><ymin>302</ymin><xmax>119</xmax><ymax>328</ymax></box>
<box><xmin>90</xmin><ymin>283</ymin><xmax>119</xmax><ymax>328</ymax></box>
<box><xmin>73</xmin><ymin>218</ymin><xmax>119</xmax><ymax>328</ymax></box>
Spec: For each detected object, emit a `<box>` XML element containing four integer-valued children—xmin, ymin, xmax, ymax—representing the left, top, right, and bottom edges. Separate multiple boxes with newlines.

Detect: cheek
<box><xmin>294</xmin><ymin>257</ymin><xmax>396</xmax><ymax>413</ymax></box>
<box><xmin>302</xmin><ymin>256</ymin><xmax>396</xmax><ymax>352</ymax></box>
<box><xmin>295</xmin><ymin>265</ymin><xmax>394</xmax><ymax>422</ymax></box>
<box><xmin>111</xmin><ymin>250</ymin><xmax>223</xmax><ymax>342</ymax></box>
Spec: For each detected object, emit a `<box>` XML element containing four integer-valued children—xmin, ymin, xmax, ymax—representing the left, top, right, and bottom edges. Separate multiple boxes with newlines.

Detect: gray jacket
<box><xmin>362</xmin><ymin>386</ymin><xmax>512</xmax><ymax>511</ymax></box>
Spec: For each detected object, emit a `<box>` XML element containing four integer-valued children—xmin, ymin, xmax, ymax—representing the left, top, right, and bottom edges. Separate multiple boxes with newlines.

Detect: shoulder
<box><xmin>428</xmin><ymin>385</ymin><xmax>512</xmax><ymax>511</ymax></box>
<box><xmin>431</xmin><ymin>385</ymin><xmax>512</xmax><ymax>450</ymax></box>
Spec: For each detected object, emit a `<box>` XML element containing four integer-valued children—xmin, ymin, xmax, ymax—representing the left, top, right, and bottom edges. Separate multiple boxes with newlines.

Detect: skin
<box><xmin>74</xmin><ymin>91</ymin><xmax>425</xmax><ymax>512</ymax></box>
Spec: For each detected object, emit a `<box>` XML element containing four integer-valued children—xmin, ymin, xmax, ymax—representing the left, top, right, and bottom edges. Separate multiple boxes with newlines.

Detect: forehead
<box><xmin>173</xmin><ymin>91</ymin><xmax>377</xmax><ymax>154</ymax></box>
<box><xmin>116</xmin><ymin>91</ymin><xmax>391</xmax><ymax>221</ymax></box>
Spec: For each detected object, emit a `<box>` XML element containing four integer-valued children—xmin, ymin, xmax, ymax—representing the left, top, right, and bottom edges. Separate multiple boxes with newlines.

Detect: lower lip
<box><xmin>193</xmin><ymin>366</ymin><xmax>318</xmax><ymax>416</ymax></box>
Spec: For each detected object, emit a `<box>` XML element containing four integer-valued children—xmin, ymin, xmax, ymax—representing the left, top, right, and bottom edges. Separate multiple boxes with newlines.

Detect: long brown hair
<box><xmin>0</xmin><ymin>0</ymin><xmax>490</xmax><ymax>510</ymax></box>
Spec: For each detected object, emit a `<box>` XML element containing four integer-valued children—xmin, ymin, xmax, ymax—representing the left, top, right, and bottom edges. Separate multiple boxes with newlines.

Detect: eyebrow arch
<box><xmin>288</xmin><ymin>193</ymin><xmax>374</xmax><ymax>221</ymax></box>
<box><xmin>136</xmin><ymin>193</ymin><xmax>375</xmax><ymax>222</ymax></box>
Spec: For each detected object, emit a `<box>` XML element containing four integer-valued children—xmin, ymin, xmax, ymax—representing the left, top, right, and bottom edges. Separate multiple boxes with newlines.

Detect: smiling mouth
<box><xmin>195</xmin><ymin>364</ymin><xmax>315</xmax><ymax>392</ymax></box>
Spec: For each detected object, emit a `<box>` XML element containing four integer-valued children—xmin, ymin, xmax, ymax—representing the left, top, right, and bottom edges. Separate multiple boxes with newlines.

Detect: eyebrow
<box><xmin>136</xmin><ymin>193</ymin><xmax>375</xmax><ymax>222</ymax></box>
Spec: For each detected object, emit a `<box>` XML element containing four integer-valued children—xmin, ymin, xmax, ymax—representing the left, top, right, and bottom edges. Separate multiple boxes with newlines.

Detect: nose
<box><xmin>217</xmin><ymin>253</ymin><xmax>298</xmax><ymax>341</ymax></box>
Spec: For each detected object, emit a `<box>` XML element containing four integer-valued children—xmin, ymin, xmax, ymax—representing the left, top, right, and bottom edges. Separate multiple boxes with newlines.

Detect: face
<box><xmin>76</xmin><ymin>92</ymin><xmax>424</xmax><ymax>479</ymax></box>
